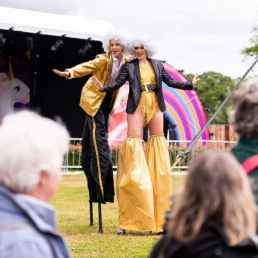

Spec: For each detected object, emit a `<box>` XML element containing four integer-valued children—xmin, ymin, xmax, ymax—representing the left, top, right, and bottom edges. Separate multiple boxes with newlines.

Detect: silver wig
<box><xmin>102</xmin><ymin>29</ymin><xmax>129</xmax><ymax>53</ymax></box>
<box><xmin>128</xmin><ymin>33</ymin><xmax>157</xmax><ymax>58</ymax></box>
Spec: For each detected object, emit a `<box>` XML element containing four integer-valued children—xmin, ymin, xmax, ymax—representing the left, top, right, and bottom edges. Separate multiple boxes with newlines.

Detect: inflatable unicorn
<box><xmin>0</xmin><ymin>72</ymin><xmax>30</xmax><ymax>124</ymax></box>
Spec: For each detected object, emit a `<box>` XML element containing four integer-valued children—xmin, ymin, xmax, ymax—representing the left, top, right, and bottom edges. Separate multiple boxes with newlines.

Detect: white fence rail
<box><xmin>63</xmin><ymin>138</ymin><xmax>237</xmax><ymax>173</ymax></box>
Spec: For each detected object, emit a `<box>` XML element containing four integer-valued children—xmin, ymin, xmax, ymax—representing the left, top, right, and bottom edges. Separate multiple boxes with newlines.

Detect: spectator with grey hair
<box><xmin>93</xmin><ymin>34</ymin><xmax>200</xmax><ymax>235</ymax></box>
<box><xmin>229</xmin><ymin>77</ymin><xmax>258</xmax><ymax>203</ymax></box>
<box><xmin>0</xmin><ymin>110</ymin><xmax>71</xmax><ymax>258</ymax></box>
<box><xmin>53</xmin><ymin>30</ymin><xmax>129</xmax><ymax>207</ymax></box>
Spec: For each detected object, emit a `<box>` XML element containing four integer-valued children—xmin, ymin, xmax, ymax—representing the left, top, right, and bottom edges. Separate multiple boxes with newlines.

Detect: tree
<box><xmin>242</xmin><ymin>23</ymin><xmax>258</xmax><ymax>56</ymax></box>
<box><xmin>186</xmin><ymin>72</ymin><xmax>236</xmax><ymax>124</ymax></box>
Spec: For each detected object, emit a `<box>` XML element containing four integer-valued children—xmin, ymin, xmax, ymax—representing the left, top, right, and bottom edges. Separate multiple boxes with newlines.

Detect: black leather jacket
<box><xmin>101</xmin><ymin>58</ymin><xmax>193</xmax><ymax>114</ymax></box>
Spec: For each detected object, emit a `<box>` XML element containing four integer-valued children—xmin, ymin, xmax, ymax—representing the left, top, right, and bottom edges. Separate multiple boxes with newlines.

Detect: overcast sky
<box><xmin>1</xmin><ymin>0</ymin><xmax>258</xmax><ymax>78</ymax></box>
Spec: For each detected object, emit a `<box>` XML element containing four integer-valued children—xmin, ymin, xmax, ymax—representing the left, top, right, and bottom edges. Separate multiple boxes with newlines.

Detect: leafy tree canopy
<box><xmin>242</xmin><ymin>23</ymin><xmax>258</xmax><ymax>56</ymax></box>
<box><xmin>186</xmin><ymin>72</ymin><xmax>236</xmax><ymax>124</ymax></box>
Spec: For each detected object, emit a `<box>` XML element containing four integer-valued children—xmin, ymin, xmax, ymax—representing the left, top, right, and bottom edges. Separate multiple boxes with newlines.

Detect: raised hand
<box><xmin>192</xmin><ymin>73</ymin><xmax>200</xmax><ymax>86</ymax></box>
<box><xmin>92</xmin><ymin>76</ymin><xmax>103</xmax><ymax>90</ymax></box>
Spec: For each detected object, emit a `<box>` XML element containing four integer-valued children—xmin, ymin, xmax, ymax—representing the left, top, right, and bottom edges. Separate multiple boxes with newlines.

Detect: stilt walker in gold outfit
<box><xmin>93</xmin><ymin>35</ymin><xmax>200</xmax><ymax>234</ymax></box>
<box><xmin>52</xmin><ymin>31</ymin><xmax>129</xmax><ymax>233</ymax></box>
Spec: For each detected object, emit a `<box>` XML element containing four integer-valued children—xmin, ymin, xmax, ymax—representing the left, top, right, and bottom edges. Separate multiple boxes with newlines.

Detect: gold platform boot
<box><xmin>145</xmin><ymin>134</ymin><xmax>173</xmax><ymax>233</ymax></box>
<box><xmin>116</xmin><ymin>136</ymin><xmax>155</xmax><ymax>233</ymax></box>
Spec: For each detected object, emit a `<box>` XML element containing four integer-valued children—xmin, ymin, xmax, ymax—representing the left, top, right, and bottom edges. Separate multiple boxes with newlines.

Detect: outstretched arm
<box><xmin>52</xmin><ymin>69</ymin><xmax>69</xmax><ymax>77</ymax></box>
<box><xmin>161</xmin><ymin>63</ymin><xmax>200</xmax><ymax>90</ymax></box>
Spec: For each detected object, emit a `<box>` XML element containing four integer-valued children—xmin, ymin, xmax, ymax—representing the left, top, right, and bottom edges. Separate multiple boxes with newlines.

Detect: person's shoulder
<box><xmin>0</xmin><ymin>226</ymin><xmax>53</xmax><ymax>257</ymax></box>
<box><xmin>221</xmin><ymin>236</ymin><xmax>258</xmax><ymax>258</ymax></box>
<box><xmin>94</xmin><ymin>53</ymin><xmax>109</xmax><ymax>62</ymax></box>
<box><xmin>149</xmin><ymin>234</ymin><xmax>183</xmax><ymax>258</ymax></box>
<box><xmin>122</xmin><ymin>59</ymin><xmax>136</xmax><ymax>69</ymax></box>
<box><xmin>127</xmin><ymin>58</ymin><xmax>138</xmax><ymax>63</ymax></box>
<box><xmin>149</xmin><ymin>58</ymin><xmax>164</xmax><ymax>67</ymax></box>
<box><xmin>150</xmin><ymin>58</ymin><xmax>161</xmax><ymax>62</ymax></box>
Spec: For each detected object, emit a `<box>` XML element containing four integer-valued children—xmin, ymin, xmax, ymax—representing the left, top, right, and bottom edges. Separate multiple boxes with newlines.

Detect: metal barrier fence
<box><xmin>63</xmin><ymin>138</ymin><xmax>237</xmax><ymax>173</ymax></box>
<box><xmin>167</xmin><ymin>139</ymin><xmax>237</xmax><ymax>174</ymax></box>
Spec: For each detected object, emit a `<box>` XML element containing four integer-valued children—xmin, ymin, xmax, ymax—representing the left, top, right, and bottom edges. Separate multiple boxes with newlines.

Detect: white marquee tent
<box><xmin>0</xmin><ymin>6</ymin><xmax>114</xmax><ymax>40</ymax></box>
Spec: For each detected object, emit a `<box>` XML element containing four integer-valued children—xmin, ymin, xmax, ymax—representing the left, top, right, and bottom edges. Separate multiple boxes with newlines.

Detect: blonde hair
<box><xmin>228</xmin><ymin>77</ymin><xmax>258</xmax><ymax>137</ymax></box>
<box><xmin>166</xmin><ymin>150</ymin><xmax>257</xmax><ymax>245</ymax></box>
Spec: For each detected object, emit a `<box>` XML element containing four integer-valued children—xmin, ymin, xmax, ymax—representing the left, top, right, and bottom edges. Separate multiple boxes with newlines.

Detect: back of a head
<box><xmin>229</xmin><ymin>77</ymin><xmax>258</xmax><ymax>137</ymax></box>
<box><xmin>185</xmin><ymin>151</ymin><xmax>253</xmax><ymax>213</ymax></box>
<box><xmin>169</xmin><ymin>150</ymin><xmax>257</xmax><ymax>244</ymax></box>
<box><xmin>0</xmin><ymin>110</ymin><xmax>70</xmax><ymax>193</ymax></box>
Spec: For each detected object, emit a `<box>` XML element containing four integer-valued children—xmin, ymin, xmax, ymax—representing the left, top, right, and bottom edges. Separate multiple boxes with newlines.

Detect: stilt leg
<box><xmin>89</xmin><ymin>201</ymin><xmax>94</xmax><ymax>226</ymax></box>
<box><xmin>98</xmin><ymin>202</ymin><xmax>103</xmax><ymax>233</ymax></box>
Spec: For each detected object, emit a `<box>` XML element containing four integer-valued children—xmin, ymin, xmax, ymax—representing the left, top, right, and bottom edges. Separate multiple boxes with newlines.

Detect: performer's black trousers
<box><xmin>81</xmin><ymin>102</ymin><xmax>114</xmax><ymax>204</ymax></box>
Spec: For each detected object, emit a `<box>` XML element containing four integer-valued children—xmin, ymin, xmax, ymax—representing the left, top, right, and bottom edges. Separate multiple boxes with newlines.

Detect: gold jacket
<box><xmin>66</xmin><ymin>53</ymin><xmax>127</xmax><ymax>117</ymax></box>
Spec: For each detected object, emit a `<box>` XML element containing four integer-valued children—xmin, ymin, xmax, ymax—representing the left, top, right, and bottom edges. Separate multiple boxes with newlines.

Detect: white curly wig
<box><xmin>102</xmin><ymin>29</ymin><xmax>129</xmax><ymax>53</ymax></box>
<box><xmin>128</xmin><ymin>33</ymin><xmax>157</xmax><ymax>58</ymax></box>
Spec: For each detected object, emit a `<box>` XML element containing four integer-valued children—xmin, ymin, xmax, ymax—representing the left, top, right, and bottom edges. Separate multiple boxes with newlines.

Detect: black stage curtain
<box><xmin>0</xmin><ymin>29</ymin><xmax>104</xmax><ymax>137</ymax></box>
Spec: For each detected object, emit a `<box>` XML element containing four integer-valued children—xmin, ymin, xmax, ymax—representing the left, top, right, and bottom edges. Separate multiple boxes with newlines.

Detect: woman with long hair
<box><xmin>149</xmin><ymin>150</ymin><xmax>258</xmax><ymax>257</ymax></box>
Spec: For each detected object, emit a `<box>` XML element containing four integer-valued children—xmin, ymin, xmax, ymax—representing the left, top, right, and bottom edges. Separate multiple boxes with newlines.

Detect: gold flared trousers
<box><xmin>116</xmin><ymin>136</ymin><xmax>155</xmax><ymax>231</ymax></box>
<box><xmin>116</xmin><ymin>134</ymin><xmax>173</xmax><ymax>232</ymax></box>
<box><xmin>145</xmin><ymin>134</ymin><xmax>173</xmax><ymax>232</ymax></box>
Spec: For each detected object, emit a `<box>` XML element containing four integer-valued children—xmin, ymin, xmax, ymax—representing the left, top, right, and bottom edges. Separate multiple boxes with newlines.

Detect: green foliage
<box><xmin>186</xmin><ymin>72</ymin><xmax>235</xmax><ymax>124</ymax></box>
<box><xmin>242</xmin><ymin>45</ymin><xmax>258</xmax><ymax>56</ymax></box>
<box><xmin>67</xmin><ymin>146</ymin><xmax>118</xmax><ymax>169</ymax></box>
<box><xmin>242</xmin><ymin>23</ymin><xmax>258</xmax><ymax>56</ymax></box>
<box><xmin>68</xmin><ymin>145</ymin><xmax>82</xmax><ymax>166</ymax></box>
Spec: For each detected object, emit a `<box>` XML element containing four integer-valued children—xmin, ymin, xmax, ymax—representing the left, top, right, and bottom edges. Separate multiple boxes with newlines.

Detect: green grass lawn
<box><xmin>51</xmin><ymin>173</ymin><xmax>185</xmax><ymax>258</ymax></box>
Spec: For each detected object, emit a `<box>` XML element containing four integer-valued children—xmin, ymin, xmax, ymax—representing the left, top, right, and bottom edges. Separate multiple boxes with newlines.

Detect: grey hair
<box><xmin>128</xmin><ymin>33</ymin><xmax>157</xmax><ymax>58</ymax></box>
<box><xmin>0</xmin><ymin>110</ymin><xmax>70</xmax><ymax>193</ymax></box>
<box><xmin>102</xmin><ymin>29</ymin><xmax>128</xmax><ymax>53</ymax></box>
<box><xmin>228</xmin><ymin>77</ymin><xmax>258</xmax><ymax>137</ymax></box>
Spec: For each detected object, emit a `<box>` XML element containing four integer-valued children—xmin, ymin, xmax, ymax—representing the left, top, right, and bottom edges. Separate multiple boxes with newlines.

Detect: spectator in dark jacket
<box><xmin>149</xmin><ymin>151</ymin><xmax>258</xmax><ymax>258</ymax></box>
<box><xmin>229</xmin><ymin>77</ymin><xmax>258</xmax><ymax>203</ymax></box>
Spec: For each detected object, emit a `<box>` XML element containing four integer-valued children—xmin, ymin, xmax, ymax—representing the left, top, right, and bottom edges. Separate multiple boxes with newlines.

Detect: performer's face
<box><xmin>109</xmin><ymin>39</ymin><xmax>123</xmax><ymax>59</ymax></box>
<box><xmin>134</xmin><ymin>44</ymin><xmax>147</xmax><ymax>60</ymax></box>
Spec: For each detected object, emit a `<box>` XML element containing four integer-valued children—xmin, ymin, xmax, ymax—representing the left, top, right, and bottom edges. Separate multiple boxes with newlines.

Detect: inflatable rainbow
<box><xmin>162</xmin><ymin>63</ymin><xmax>209</xmax><ymax>147</ymax></box>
